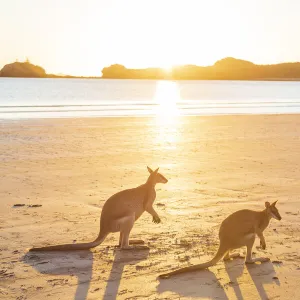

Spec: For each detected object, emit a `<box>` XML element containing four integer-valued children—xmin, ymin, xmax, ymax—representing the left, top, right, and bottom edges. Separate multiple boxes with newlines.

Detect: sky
<box><xmin>1</xmin><ymin>0</ymin><xmax>300</xmax><ymax>76</ymax></box>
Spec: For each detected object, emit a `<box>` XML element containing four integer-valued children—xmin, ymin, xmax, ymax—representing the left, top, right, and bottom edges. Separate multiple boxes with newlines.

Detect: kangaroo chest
<box><xmin>146</xmin><ymin>189</ymin><xmax>156</xmax><ymax>206</ymax></box>
<box><xmin>258</xmin><ymin>217</ymin><xmax>270</xmax><ymax>232</ymax></box>
<box><xmin>130</xmin><ymin>187</ymin><xmax>156</xmax><ymax>220</ymax></box>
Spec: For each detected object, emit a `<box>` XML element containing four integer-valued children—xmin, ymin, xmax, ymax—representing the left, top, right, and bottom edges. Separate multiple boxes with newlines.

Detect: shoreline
<box><xmin>0</xmin><ymin>111</ymin><xmax>300</xmax><ymax>123</ymax></box>
<box><xmin>1</xmin><ymin>76</ymin><xmax>300</xmax><ymax>81</ymax></box>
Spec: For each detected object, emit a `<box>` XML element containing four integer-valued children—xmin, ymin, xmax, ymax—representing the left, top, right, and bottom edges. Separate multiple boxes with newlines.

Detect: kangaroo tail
<box><xmin>29</xmin><ymin>231</ymin><xmax>107</xmax><ymax>252</ymax></box>
<box><xmin>159</xmin><ymin>245</ymin><xmax>227</xmax><ymax>279</ymax></box>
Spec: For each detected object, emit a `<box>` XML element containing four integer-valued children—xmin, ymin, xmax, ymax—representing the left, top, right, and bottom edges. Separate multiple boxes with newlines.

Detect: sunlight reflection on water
<box><xmin>153</xmin><ymin>81</ymin><xmax>181</xmax><ymax>147</ymax></box>
<box><xmin>154</xmin><ymin>81</ymin><xmax>180</xmax><ymax>120</ymax></box>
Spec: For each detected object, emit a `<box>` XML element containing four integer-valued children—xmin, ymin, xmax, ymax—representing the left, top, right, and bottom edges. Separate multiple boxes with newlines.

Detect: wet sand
<box><xmin>1</xmin><ymin>115</ymin><xmax>300</xmax><ymax>299</ymax></box>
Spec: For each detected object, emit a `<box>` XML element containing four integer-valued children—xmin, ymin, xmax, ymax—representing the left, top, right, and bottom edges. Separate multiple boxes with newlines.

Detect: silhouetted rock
<box><xmin>0</xmin><ymin>62</ymin><xmax>46</xmax><ymax>78</ymax></box>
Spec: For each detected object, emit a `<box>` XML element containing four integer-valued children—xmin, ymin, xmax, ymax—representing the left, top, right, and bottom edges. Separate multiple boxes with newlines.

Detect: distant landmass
<box><xmin>102</xmin><ymin>58</ymin><xmax>300</xmax><ymax>80</ymax></box>
<box><xmin>0</xmin><ymin>61</ymin><xmax>99</xmax><ymax>79</ymax></box>
<box><xmin>1</xmin><ymin>58</ymin><xmax>300</xmax><ymax>80</ymax></box>
<box><xmin>0</xmin><ymin>61</ymin><xmax>47</xmax><ymax>78</ymax></box>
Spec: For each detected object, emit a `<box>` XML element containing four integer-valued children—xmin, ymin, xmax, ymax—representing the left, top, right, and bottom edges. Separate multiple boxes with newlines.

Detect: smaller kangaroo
<box><xmin>159</xmin><ymin>201</ymin><xmax>281</xmax><ymax>279</ymax></box>
<box><xmin>29</xmin><ymin>166</ymin><xmax>167</xmax><ymax>252</ymax></box>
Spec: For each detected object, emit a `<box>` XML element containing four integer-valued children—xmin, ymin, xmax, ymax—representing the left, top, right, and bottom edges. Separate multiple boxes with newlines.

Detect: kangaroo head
<box><xmin>147</xmin><ymin>166</ymin><xmax>168</xmax><ymax>184</ymax></box>
<box><xmin>265</xmin><ymin>200</ymin><xmax>282</xmax><ymax>220</ymax></box>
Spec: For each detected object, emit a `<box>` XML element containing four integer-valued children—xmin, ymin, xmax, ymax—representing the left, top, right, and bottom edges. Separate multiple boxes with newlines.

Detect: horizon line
<box><xmin>1</xmin><ymin>56</ymin><xmax>300</xmax><ymax>78</ymax></box>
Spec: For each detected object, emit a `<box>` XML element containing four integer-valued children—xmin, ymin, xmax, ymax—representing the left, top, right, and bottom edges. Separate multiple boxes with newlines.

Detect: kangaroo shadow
<box><xmin>224</xmin><ymin>257</ymin><xmax>281</xmax><ymax>300</ymax></box>
<box><xmin>224</xmin><ymin>258</ymin><xmax>248</xmax><ymax>300</ymax></box>
<box><xmin>22</xmin><ymin>250</ymin><xmax>93</xmax><ymax>300</ymax></box>
<box><xmin>157</xmin><ymin>269</ymin><xmax>229</xmax><ymax>299</ymax></box>
<box><xmin>103</xmin><ymin>247</ymin><xmax>150</xmax><ymax>300</ymax></box>
<box><xmin>157</xmin><ymin>258</ymin><xmax>281</xmax><ymax>300</ymax></box>
<box><xmin>246</xmin><ymin>260</ymin><xmax>281</xmax><ymax>300</ymax></box>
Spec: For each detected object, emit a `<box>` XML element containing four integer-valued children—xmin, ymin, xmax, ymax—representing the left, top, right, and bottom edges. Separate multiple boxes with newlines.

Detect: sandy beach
<box><xmin>1</xmin><ymin>114</ymin><xmax>300</xmax><ymax>300</ymax></box>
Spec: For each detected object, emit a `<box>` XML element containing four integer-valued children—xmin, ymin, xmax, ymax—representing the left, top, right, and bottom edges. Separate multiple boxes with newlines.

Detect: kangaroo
<box><xmin>29</xmin><ymin>166</ymin><xmax>168</xmax><ymax>252</ymax></box>
<box><xmin>159</xmin><ymin>201</ymin><xmax>281</xmax><ymax>279</ymax></box>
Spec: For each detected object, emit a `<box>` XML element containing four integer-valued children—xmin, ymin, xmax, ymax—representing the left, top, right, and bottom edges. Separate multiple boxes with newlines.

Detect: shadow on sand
<box><xmin>22</xmin><ymin>246</ymin><xmax>149</xmax><ymax>300</ymax></box>
<box><xmin>245</xmin><ymin>261</ymin><xmax>281</xmax><ymax>299</ymax></box>
<box><xmin>157</xmin><ymin>269</ymin><xmax>229</xmax><ymax>299</ymax></box>
<box><xmin>225</xmin><ymin>258</ymin><xmax>281</xmax><ymax>300</ymax></box>
<box><xmin>22</xmin><ymin>250</ymin><xmax>94</xmax><ymax>300</ymax></box>
<box><xmin>103</xmin><ymin>247</ymin><xmax>150</xmax><ymax>300</ymax></box>
<box><xmin>157</xmin><ymin>258</ymin><xmax>280</xmax><ymax>300</ymax></box>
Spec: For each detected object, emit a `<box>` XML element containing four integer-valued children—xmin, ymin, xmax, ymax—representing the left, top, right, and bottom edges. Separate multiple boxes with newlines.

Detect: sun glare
<box><xmin>161</xmin><ymin>63</ymin><xmax>174</xmax><ymax>72</ymax></box>
<box><xmin>154</xmin><ymin>81</ymin><xmax>180</xmax><ymax>120</ymax></box>
<box><xmin>154</xmin><ymin>80</ymin><xmax>180</xmax><ymax>126</ymax></box>
<box><xmin>152</xmin><ymin>81</ymin><xmax>181</xmax><ymax>148</ymax></box>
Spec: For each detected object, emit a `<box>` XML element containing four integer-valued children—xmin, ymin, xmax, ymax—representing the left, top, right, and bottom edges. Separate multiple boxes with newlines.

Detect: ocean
<box><xmin>1</xmin><ymin>78</ymin><xmax>300</xmax><ymax>119</ymax></box>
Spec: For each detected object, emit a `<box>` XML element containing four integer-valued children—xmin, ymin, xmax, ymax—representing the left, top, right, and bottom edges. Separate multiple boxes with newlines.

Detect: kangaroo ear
<box><xmin>271</xmin><ymin>200</ymin><xmax>278</xmax><ymax>206</ymax></box>
<box><xmin>154</xmin><ymin>168</ymin><xmax>159</xmax><ymax>173</ymax></box>
<box><xmin>147</xmin><ymin>166</ymin><xmax>153</xmax><ymax>174</ymax></box>
<box><xmin>265</xmin><ymin>201</ymin><xmax>271</xmax><ymax>208</ymax></box>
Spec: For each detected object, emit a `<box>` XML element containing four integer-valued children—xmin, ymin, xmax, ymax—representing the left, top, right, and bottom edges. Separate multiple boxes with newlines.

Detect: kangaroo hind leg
<box><xmin>119</xmin><ymin>231</ymin><xmax>124</xmax><ymax>247</ymax></box>
<box><xmin>118</xmin><ymin>232</ymin><xmax>144</xmax><ymax>246</ymax></box>
<box><xmin>118</xmin><ymin>215</ymin><xmax>134</xmax><ymax>249</ymax></box>
<box><xmin>118</xmin><ymin>215</ymin><xmax>148</xmax><ymax>250</ymax></box>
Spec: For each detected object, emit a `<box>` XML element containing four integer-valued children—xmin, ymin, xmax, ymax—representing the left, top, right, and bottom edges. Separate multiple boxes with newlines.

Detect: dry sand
<box><xmin>1</xmin><ymin>115</ymin><xmax>300</xmax><ymax>300</ymax></box>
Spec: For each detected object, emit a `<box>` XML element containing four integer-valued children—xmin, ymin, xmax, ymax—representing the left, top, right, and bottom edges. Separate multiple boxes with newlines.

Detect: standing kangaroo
<box><xmin>159</xmin><ymin>201</ymin><xmax>281</xmax><ymax>279</ymax></box>
<box><xmin>29</xmin><ymin>166</ymin><xmax>168</xmax><ymax>252</ymax></box>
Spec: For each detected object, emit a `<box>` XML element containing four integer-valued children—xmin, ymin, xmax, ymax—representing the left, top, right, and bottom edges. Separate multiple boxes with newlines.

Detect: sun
<box><xmin>161</xmin><ymin>63</ymin><xmax>174</xmax><ymax>72</ymax></box>
<box><xmin>162</xmin><ymin>64</ymin><xmax>174</xmax><ymax>72</ymax></box>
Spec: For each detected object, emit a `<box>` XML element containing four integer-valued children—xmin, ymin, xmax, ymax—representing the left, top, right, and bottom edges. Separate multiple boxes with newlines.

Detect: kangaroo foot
<box><xmin>230</xmin><ymin>253</ymin><xmax>242</xmax><ymax>259</ymax></box>
<box><xmin>224</xmin><ymin>252</ymin><xmax>242</xmax><ymax>261</ymax></box>
<box><xmin>118</xmin><ymin>240</ymin><xmax>145</xmax><ymax>247</ymax></box>
<box><xmin>246</xmin><ymin>257</ymin><xmax>270</xmax><ymax>264</ymax></box>
<box><xmin>254</xmin><ymin>257</ymin><xmax>270</xmax><ymax>263</ymax></box>
<box><xmin>159</xmin><ymin>273</ymin><xmax>170</xmax><ymax>279</ymax></box>
<box><xmin>121</xmin><ymin>245</ymin><xmax>149</xmax><ymax>251</ymax></box>
<box><xmin>120</xmin><ymin>246</ymin><xmax>134</xmax><ymax>250</ymax></box>
<box><xmin>129</xmin><ymin>239</ymin><xmax>145</xmax><ymax>245</ymax></box>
